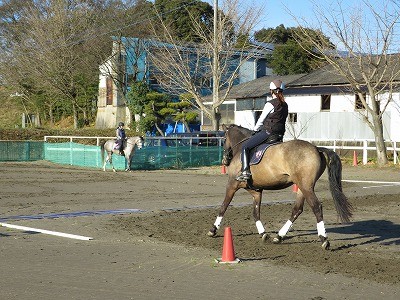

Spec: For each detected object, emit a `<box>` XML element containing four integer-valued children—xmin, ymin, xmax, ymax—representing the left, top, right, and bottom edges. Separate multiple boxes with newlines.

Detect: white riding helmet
<box><xmin>269</xmin><ymin>79</ymin><xmax>285</xmax><ymax>91</ymax></box>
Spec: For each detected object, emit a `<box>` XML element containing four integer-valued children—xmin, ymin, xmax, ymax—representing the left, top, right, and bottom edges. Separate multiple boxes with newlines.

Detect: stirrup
<box><xmin>236</xmin><ymin>171</ymin><xmax>251</xmax><ymax>182</ymax></box>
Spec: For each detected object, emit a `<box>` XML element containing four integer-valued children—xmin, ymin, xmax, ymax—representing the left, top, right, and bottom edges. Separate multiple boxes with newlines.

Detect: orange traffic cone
<box><xmin>215</xmin><ymin>227</ymin><xmax>240</xmax><ymax>263</ymax></box>
<box><xmin>353</xmin><ymin>151</ymin><xmax>358</xmax><ymax>166</ymax></box>
<box><xmin>221</xmin><ymin>165</ymin><xmax>226</xmax><ymax>174</ymax></box>
<box><xmin>292</xmin><ymin>184</ymin><xmax>298</xmax><ymax>193</ymax></box>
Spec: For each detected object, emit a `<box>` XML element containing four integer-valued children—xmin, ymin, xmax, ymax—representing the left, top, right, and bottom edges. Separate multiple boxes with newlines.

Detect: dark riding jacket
<box><xmin>116</xmin><ymin>127</ymin><xmax>126</xmax><ymax>150</ymax></box>
<box><xmin>257</xmin><ymin>98</ymin><xmax>288</xmax><ymax>135</ymax></box>
<box><xmin>116</xmin><ymin>127</ymin><xmax>126</xmax><ymax>140</ymax></box>
<box><xmin>243</xmin><ymin>97</ymin><xmax>288</xmax><ymax>153</ymax></box>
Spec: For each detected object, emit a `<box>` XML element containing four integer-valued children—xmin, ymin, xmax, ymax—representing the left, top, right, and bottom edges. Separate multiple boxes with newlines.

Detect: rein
<box><xmin>126</xmin><ymin>137</ymin><xmax>142</xmax><ymax>147</ymax></box>
<box><xmin>229</xmin><ymin>136</ymin><xmax>250</xmax><ymax>150</ymax></box>
<box><xmin>223</xmin><ymin>134</ymin><xmax>251</xmax><ymax>165</ymax></box>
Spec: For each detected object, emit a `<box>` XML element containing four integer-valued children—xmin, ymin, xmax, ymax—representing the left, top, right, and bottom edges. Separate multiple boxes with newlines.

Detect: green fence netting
<box><xmin>0</xmin><ymin>141</ymin><xmax>44</xmax><ymax>161</ymax></box>
<box><xmin>0</xmin><ymin>141</ymin><xmax>223</xmax><ymax>170</ymax></box>
<box><xmin>44</xmin><ymin>142</ymin><xmax>223</xmax><ymax>170</ymax></box>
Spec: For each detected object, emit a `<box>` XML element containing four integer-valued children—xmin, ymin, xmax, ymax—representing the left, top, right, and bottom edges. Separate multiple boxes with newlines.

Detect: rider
<box><xmin>236</xmin><ymin>79</ymin><xmax>288</xmax><ymax>182</ymax></box>
<box><xmin>116</xmin><ymin>122</ymin><xmax>126</xmax><ymax>155</ymax></box>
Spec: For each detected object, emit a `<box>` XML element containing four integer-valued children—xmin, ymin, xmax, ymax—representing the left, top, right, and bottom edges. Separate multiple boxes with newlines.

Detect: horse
<box><xmin>100</xmin><ymin>136</ymin><xmax>143</xmax><ymax>172</ymax></box>
<box><xmin>207</xmin><ymin>124</ymin><xmax>353</xmax><ymax>250</ymax></box>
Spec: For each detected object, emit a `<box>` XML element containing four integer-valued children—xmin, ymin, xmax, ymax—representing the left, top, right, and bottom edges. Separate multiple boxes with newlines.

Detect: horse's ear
<box><xmin>222</xmin><ymin>124</ymin><xmax>227</xmax><ymax>131</ymax></box>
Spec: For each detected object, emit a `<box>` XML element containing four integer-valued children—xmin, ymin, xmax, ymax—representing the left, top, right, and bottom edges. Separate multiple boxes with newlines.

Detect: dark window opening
<box><xmin>288</xmin><ymin>113</ymin><xmax>297</xmax><ymax>123</ymax></box>
<box><xmin>321</xmin><ymin>94</ymin><xmax>331</xmax><ymax>111</ymax></box>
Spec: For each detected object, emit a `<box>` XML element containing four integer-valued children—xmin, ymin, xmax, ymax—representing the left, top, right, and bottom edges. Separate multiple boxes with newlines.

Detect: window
<box><xmin>355</xmin><ymin>93</ymin><xmax>366</xmax><ymax>110</ymax></box>
<box><xmin>321</xmin><ymin>95</ymin><xmax>331</xmax><ymax>111</ymax></box>
<box><xmin>288</xmin><ymin>113</ymin><xmax>297</xmax><ymax>123</ymax></box>
<box><xmin>202</xmin><ymin>104</ymin><xmax>235</xmax><ymax>125</ymax></box>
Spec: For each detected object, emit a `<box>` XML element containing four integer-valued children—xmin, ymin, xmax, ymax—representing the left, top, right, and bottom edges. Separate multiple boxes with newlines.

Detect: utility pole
<box><xmin>212</xmin><ymin>0</ymin><xmax>220</xmax><ymax>130</ymax></box>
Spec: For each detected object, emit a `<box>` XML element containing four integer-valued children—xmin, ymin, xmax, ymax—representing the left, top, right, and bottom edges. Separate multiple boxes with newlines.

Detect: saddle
<box><xmin>113</xmin><ymin>140</ymin><xmax>125</xmax><ymax>151</ymax></box>
<box><xmin>249</xmin><ymin>134</ymin><xmax>283</xmax><ymax>165</ymax></box>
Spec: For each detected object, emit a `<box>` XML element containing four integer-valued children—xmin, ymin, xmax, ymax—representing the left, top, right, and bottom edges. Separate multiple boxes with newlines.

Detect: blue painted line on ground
<box><xmin>0</xmin><ymin>200</ymin><xmax>294</xmax><ymax>222</ymax></box>
<box><xmin>0</xmin><ymin>209</ymin><xmax>145</xmax><ymax>222</ymax></box>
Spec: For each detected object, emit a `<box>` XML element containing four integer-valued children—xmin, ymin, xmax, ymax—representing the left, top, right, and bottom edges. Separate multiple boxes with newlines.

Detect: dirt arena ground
<box><xmin>0</xmin><ymin>161</ymin><xmax>399</xmax><ymax>300</ymax></box>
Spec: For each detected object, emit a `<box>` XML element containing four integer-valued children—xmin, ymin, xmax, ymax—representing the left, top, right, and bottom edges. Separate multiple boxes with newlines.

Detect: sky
<box><xmin>204</xmin><ymin>0</ymin><xmax>400</xmax><ymax>52</ymax></box>
<box><xmin>204</xmin><ymin>0</ymin><xmax>395</xmax><ymax>30</ymax></box>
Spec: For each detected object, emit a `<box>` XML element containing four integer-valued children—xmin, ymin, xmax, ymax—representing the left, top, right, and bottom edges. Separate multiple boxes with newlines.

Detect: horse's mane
<box><xmin>224</xmin><ymin>124</ymin><xmax>252</xmax><ymax>145</ymax></box>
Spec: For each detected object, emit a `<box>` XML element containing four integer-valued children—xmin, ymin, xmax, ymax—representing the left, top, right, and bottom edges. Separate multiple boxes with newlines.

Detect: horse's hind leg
<box><xmin>102</xmin><ymin>153</ymin><xmax>110</xmax><ymax>171</ymax></box>
<box><xmin>307</xmin><ymin>191</ymin><xmax>329</xmax><ymax>249</ymax></box>
<box><xmin>302</xmin><ymin>188</ymin><xmax>330</xmax><ymax>250</ymax></box>
<box><xmin>273</xmin><ymin>189</ymin><xmax>305</xmax><ymax>244</ymax></box>
<box><xmin>104</xmin><ymin>153</ymin><xmax>116</xmax><ymax>172</ymax></box>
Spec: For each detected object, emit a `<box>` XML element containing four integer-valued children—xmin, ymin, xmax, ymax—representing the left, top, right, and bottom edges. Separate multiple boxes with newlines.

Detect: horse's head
<box><xmin>221</xmin><ymin>124</ymin><xmax>252</xmax><ymax>166</ymax></box>
<box><xmin>127</xmin><ymin>136</ymin><xmax>143</xmax><ymax>150</ymax></box>
<box><xmin>136</xmin><ymin>136</ymin><xmax>144</xmax><ymax>149</ymax></box>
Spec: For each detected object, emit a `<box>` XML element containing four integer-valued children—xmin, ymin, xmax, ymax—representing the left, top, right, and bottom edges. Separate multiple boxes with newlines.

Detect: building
<box><xmin>95</xmin><ymin>37</ymin><xmax>273</xmax><ymax>130</ymax></box>
<box><xmin>210</xmin><ymin>64</ymin><xmax>400</xmax><ymax>141</ymax></box>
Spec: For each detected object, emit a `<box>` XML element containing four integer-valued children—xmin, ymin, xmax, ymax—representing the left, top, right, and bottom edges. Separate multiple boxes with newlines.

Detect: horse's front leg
<box><xmin>124</xmin><ymin>155</ymin><xmax>131</xmax><ymax>171</ymax></box>
<box><xmin>248</xmin><ymin>189</ymin><xmax>269</xmax><ymax>242</ymax></box>
<box><xmin>207</xmin><ymin>180</ymin><xmax>239</xmax><ymax>237</ymax></box>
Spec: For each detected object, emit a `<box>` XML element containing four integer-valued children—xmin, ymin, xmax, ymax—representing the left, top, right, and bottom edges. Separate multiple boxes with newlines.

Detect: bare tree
<box><xmin>292</xmin><ymin>0</ymin><xmax>400</xmax><ymax>165</ymax></box>
<box><xmin>0</xmin><ymin>0</ymin><xmax>151</xmax><ymax>128</ymax></box>
<box><xmin>148</xmin><ymin>0</ymin><xmax>264</xmax><ymax>130</ymax></box>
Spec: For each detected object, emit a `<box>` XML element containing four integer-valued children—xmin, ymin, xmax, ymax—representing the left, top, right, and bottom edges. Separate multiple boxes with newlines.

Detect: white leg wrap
<box><xmin>214</xmin><ymin>216</ymin><xmax>223</xmax><ymax>229</ymax></box>
<box><xmin>278</xmin><ymin>220</ymin><xmax>293</xmax><ymax>237</ymax></box>
<box><xmin>317</xmin><ymin>221</ymin><xmax>326</xmax><ymax>237</ymax></box>
<box><xmin>255</xmin><ymin>220</ymin><xmax>265</xmax><ymax>234</ymax></box>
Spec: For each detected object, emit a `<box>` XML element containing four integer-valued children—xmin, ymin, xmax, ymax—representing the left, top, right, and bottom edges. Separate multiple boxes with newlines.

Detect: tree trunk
<box><xmin>48</xmin><ymin>103</ymin><xmax>54</xmax><ymax>125</ymax></box>
<box><xmin>372</xmin><ymin>115</ymin><xmax>388</xmax><ymax>166</ymax></box>
<box><xmin>155</xmin><ymin>123</ymin><xmax>165</xmax><ymax>136</ymax></box>
<box><xmin>211</xmin><ymin>108</ymin><xmax>221</xmax><ymax>131</ymax></box>
<box><xmin>72</xmin><ymin>102</ymin><xmax>79</xmax><ymax>129</ymax></box>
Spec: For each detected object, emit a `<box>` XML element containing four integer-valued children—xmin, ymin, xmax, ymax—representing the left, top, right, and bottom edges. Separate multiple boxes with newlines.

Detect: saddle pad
<box><xmin>249</xmin><ymin>142</ymin><xmax>281</xmax><ymax>165</ymax></box>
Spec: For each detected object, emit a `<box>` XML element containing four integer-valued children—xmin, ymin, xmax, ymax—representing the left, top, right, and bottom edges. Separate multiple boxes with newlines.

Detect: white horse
<box><xmin>101</xmin><ymin>136</ymin><xmax>143</xmax><ymax>172</ymax></box>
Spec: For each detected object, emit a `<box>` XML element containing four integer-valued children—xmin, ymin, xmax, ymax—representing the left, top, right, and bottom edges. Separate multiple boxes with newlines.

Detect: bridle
<box><xmin>222</xmin><ymin>129</ymin><xmax>250</xmax><ymax>166</ymax></box>
<box><xmin>126</xmin><ymin>137</ymin><xmax>143</xmax><ymax>149</ymax></box>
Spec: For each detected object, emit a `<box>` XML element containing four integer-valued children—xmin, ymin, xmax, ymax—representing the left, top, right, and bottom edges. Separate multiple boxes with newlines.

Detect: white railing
<box><xmin>44</xmin><ymin>136</ymin><xmax>115</xmax><ymax>146</ymax></box>
<box><xmin>284</xmin><ymin>138</ymin><xmax>399</xmax><ymax>165</ymax></box>
<box><xmin>44</xmin><ymin>136</ymin><xmax>399</xmax><ymax>165</ymax></box>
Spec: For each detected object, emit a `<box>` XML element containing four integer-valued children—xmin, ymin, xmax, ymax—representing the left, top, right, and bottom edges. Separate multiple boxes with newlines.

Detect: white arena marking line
<box><xmin>362</xmin><ymin>184</ymin><xmax>399</xmax><ymax>189</ymax></box>
<box><xmin>0</xmin><ymin>222</ymin><xmax>93</xmax><ymax>240</ymax></box>
<box><xmin>343</xmin><ymin>179</ymin><xmax>400</xmax><ymax>185</ymax></box>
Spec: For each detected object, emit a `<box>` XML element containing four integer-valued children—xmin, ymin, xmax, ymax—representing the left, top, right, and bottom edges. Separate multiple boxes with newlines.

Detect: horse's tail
<box><xmin>318</xmin><ymin>147</ymin><xmax>353</xmax><ymax>223</ymax></box>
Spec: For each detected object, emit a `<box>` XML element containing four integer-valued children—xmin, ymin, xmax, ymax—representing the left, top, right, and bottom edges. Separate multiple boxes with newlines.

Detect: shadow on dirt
<box><xmin>329</xmin><ymin>220</ymin><xmax>400</xmax><ymax>250</ymax></box>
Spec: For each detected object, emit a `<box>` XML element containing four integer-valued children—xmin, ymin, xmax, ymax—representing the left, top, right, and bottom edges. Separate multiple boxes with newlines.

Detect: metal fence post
<box><xmin>363</xmin><ymin>140</ymin><xmax>368</xmax><ymax>165</ymax></box>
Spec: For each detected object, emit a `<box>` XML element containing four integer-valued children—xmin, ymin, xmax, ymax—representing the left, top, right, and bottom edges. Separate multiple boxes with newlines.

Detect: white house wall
<box><xmin>285</xmin><ymin>95</ymin><xmax>321</xmax><ymax>112</ymax></box>
<box><xmin>235</xmin><ymin>110</ymin><xmax>255</xmax><ymax>129</ymax></box>
<box><xmin>233</xmin><ymin>91</ymin><xmax>400</xmax><ymax>141</ymax></box>
<box><xmin>287</xmin><ymin>111</ymin><xmax>392</xmax><ymax>140</ymax></box>
<box><xmin>389</xmin><ymin>93</ymin><xmax>400</xmax><ymax>140</ymax></box>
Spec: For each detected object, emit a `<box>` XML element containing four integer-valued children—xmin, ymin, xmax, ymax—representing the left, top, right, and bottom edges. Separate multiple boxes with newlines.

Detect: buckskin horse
<box><xmin>101</xmin><ymin>136</ymin><xmax>143</xmax><ymax>172</ymax></box>
<box><xmin>207</xmin><ymin>124</ymin><xmax>353</xmax><ymax>250</ymax></box>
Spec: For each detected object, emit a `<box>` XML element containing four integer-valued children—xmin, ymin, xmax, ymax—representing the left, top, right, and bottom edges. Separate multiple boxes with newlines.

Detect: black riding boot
<box><xmin>236</xmin><ymin>148</ymin><xmax>251</xmax><ymax>181</ymax></box>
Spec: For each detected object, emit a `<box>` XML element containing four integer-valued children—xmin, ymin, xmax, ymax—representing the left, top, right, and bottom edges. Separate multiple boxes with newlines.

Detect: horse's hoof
<box><xmin>261</xmin><ymin>233</ymin><xmax>269</xmax><ymax>242</ymax></box>
<box><xmin>321</xmin><ymin>238</ymin><xmax>330</xmax><ymax>250</ymax></box>
<box><xmin>272</xmin><ymin>235</ymin><xmax>283</xmax><ymax>244</ymax></box>
<box><xmin>207</xmin><ymin>230</ymin><xmax>216</xmax><ymax>237</ymax></box>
